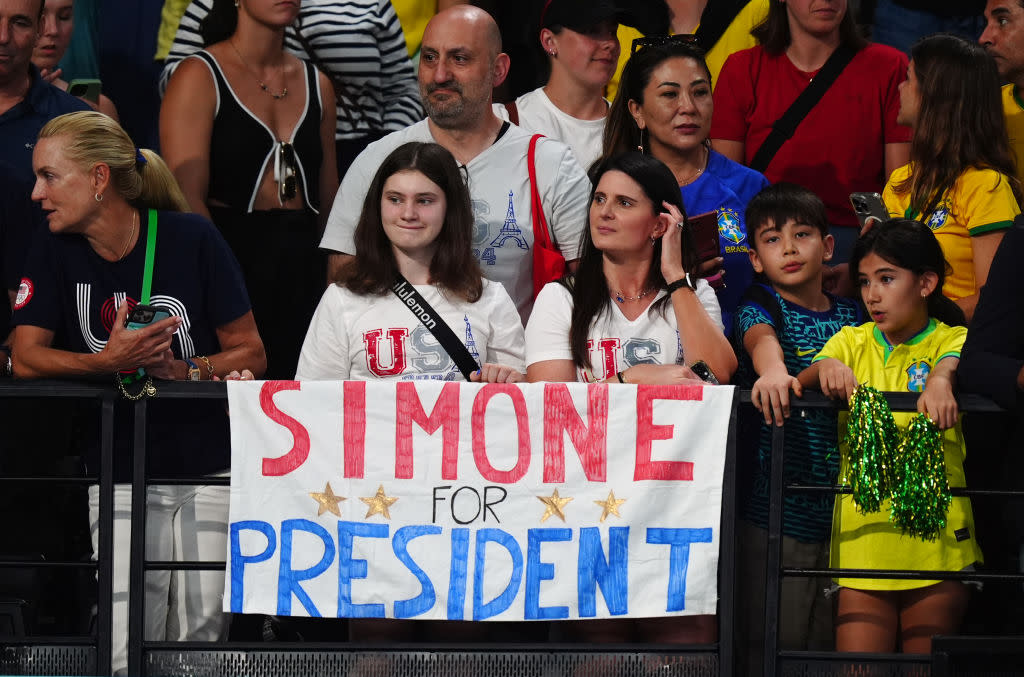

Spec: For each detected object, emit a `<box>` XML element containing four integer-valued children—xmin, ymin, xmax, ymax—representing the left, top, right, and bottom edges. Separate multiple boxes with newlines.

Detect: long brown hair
<box><xmin>751</xmin><ymin>1</ymin><xmax>866</xmax><ymax>55</ymax></box>
<box><xmin>894</xmin><ymin>34</ymin><xmax>1022</xmax><ymax>218</ymax></box>
<box><xmin>337</xmin><ymin>142</ymin><xmax>483</xmax><ymax>302</ymax></box>
<box><xmin>567</xmin><ymin>152</ymin><xmax>696</xmax><ymax>370</ymax></box>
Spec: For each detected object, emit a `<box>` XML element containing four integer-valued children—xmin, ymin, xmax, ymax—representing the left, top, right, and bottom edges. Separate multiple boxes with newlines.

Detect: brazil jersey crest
<box><xmin>718</xmin><ymin>208</ymin><xmax>745</xmax><ymax>244</ymax></box>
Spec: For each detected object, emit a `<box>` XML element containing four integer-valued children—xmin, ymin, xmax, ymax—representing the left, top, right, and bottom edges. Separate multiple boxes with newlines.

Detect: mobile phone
<box><xmin>121</xmin><ymin>305</ymin><xmax>171</xmax><ymax>383</ymax></box>
<box><xmin>687</xmin><ymin>211</ymin><xmax>721</xmax><ymax>263</ymax></box>
<box><xmin>68</xmin><ymin>78</ymin><xmax>102</xmax><ymax>104</ymax></box>
<box><xmin>849</xmin><ymin>192</ymin><xmax>890</xmax><ymax>229</ymax></box>
<box><xmin>126</xmin><ymin>304</ymin><xmax>171</xmax><ymax>331</ymax></box>
<box><xmin>689</xmin><ymin>360</ymin><xmax>720</xmax><ymax>385</ymax></box>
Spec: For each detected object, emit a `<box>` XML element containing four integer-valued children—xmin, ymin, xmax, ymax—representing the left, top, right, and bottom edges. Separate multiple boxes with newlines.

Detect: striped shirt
<box><xmin>159</xmin><ymin>0</ymin><xmax>423</xmax><ymax>140</ymax></box>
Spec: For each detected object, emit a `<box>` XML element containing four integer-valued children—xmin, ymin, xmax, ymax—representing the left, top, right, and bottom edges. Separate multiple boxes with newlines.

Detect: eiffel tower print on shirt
<box><xmin>481</xmin><ymin>191</ymin><xmax>530</xmax><ymax>265</ymax></box>
<box><xmin>444</xmin><ymin>315</ymin><xmax>481</xmax><ymax>381</ymax></box>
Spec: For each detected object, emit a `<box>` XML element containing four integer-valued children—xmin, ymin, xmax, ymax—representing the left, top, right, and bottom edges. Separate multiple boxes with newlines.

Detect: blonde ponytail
<box><xmin>38</xmin><ymin>111</ymin><xmax>190</xmax><ymax>213</ymax></box>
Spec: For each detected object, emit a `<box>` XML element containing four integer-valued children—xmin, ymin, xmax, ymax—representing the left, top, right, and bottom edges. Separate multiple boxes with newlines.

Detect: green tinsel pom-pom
<box><xmin>890</xmin><ymin>413</ymin><xmax>951</xmax><ymax>541</ymax></box>
<box><xmin>844</xmin><ymin>385</ymin><xmax>899</xmax><ymax>514</ymax></box>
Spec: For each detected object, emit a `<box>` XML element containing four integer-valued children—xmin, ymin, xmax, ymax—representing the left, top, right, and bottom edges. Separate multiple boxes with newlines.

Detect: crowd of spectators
<box><xmin>3</xmin><ymin>0</ymin><xmax>1024</xmax><ymax>672</ymax></box>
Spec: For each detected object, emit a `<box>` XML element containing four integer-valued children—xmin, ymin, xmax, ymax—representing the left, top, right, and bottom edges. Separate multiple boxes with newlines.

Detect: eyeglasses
<box><xmin>630</xmin><ymin>34</ymin><xmax>700</xmax><ymax>54</ymax></box>
<box><xmin>275</xmin><ymin>141</ymin><xmax>297</xmax><ymax>204</ymax></box>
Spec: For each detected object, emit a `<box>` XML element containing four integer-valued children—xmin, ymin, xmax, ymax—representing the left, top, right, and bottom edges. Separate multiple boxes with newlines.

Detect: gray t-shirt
<box><xmin>319</xmin><ymin>119</ymin><xmax>591</xmax><ymax>322</ymax></box>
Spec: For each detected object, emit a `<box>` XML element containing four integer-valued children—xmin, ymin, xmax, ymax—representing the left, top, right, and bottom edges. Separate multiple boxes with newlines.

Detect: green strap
<box><xmin>140</xmin><ymin>209</ymin><xmax>157</xmax><ymax>304</ymax></box>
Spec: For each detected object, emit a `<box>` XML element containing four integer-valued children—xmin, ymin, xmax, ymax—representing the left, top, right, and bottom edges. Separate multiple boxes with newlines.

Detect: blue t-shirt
<box><xmin>680</xmin><ymin>149</ymin><xmax>769</xmax><ymax>331</ymax></box>
<box><xmin>12</xmin><ymin>210</ymin><xmax>252</xmax><ymax>481</ymax></box>
<box><xmin>733</xmin><ymin>284</ymin><xmax>863</xmax><ymax>542</ymax></box>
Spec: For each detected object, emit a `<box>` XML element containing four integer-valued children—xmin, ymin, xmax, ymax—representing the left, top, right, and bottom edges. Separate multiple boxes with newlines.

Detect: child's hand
<box><xmin>917</xmin><ymin>373</ymin><xmax>958</xmax><ymax>430</ymax></box>
<box><xmin>751</xmin><ymin>367</ymin><xmax>802</xmax><ymax>426</ymax></box>
<box><xmin>817</xmin><ymin>358</ymin><xmax>858</xmax><ymax>401</ymax></box>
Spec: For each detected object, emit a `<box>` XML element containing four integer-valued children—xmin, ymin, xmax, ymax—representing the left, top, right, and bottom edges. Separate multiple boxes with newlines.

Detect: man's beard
<box><xmin>423</xmin><ymin>81</ymin><xmax>479</xmax><ymax>129</ymax></box>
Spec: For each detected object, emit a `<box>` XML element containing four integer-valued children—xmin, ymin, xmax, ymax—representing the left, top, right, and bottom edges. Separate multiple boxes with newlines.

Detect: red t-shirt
<box><xmin>711</xmin><ymin>44</ymin><xmax>910</xmax><ymax>228</ymax></box>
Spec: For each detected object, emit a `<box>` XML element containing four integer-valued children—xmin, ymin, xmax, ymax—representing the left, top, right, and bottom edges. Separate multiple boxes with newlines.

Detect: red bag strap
<box><xmin>528</xmin><ymin>134</ymin><xmax>552</xmax><ymax>251</ymax></box>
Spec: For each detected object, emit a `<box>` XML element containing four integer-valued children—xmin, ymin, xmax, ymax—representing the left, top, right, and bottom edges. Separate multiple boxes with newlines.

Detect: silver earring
<box><xmin>94</xmin><ymin>192</ymin><xmax>103</xmax><ymax>202</ymax></box>
<box><xmin>637</xmin><ymin>128</ymin><xmax>646</xmax><ymax>154</ymax></box>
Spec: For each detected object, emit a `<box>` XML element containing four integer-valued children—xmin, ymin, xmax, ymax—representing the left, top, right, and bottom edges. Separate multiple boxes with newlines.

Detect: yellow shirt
<box><xmin>1003</xmin><ymin>84</ymin><xmax>1024</xmax><ymax>187</ymax></box>
<box><xmin>607</xmin><ymin>0</ymin><xmax>769</xmax><ymax>101</ymax></box>
<box><xmin>155</xmin><ymin>0</ymin><xmax>191</xmax><ymax>61</ymax></box>
<box><xmin>391</xmin><ymin>0</ymin><xmax>435</xmax><ymax>57</ymax></box>
<box><xmin>815</xmin><ymin>320</ymin><xmax>983</xmax><ymax>591</ymax></box>
<box><xmin>882</xmin><ymin>164</ymin><xmax>1019</xmax><ymax>300</ymax></box>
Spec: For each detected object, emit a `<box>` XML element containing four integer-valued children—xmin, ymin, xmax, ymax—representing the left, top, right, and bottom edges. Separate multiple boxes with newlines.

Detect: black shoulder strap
<box><xmin>390</xmin><ymin>275</ymin><xmax>480</xmax><ymax>381</ymax></box>
<box><xmin>694</xmin><ymin>0</ymin><xmax>750</xmax><ymax>56</ymax></box>
<box><xmin>749</xmin><ymin>44</ymin><xmax>858</xmax><ymax>174</ymax></box>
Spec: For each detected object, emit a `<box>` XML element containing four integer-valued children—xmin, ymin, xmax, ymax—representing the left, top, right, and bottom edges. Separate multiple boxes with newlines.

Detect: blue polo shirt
<box><xmin>680</xmin><ymin>149</ymin><xmax>769</xmax><ymax>332</ymax></box>
<box><xmin>0</xmin><ymin>64</ymin><xmax>90</xmax><ymax>184</ymax></box>
<box><xmin>1</xmin><ymin>65</ymin><xmax>89</xmax><ymax>335</ymax></box>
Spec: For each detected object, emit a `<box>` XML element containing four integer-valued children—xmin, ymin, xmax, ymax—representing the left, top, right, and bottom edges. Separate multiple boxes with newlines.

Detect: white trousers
<box><xmin>89</xmin><ymin>481</ymin><xmax>229</xmax><ymax>675</ymax></box>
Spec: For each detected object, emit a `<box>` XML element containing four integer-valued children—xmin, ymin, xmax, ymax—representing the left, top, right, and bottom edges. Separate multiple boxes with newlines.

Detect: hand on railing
<box><xmin>751</xmin><ymin>366</ymin><xmax>803</xmax><ymax>426</ymax></box>
<box><xmin>816</xmin><ymin>357</ymin><xmax>859</xmax><ymax>401</ymax></box>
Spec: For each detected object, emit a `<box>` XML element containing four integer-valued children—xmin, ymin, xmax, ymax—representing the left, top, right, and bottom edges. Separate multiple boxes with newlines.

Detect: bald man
<box><xmin>320</xmin><ymin>6</ymin><xmax>590</xmax><ymax>323</ymax></box>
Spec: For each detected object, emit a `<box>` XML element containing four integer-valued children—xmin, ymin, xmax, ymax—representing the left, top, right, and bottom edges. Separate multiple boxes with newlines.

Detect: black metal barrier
<box><xmin>0</xmin><ymin>381</ymin><xmax>1021</xmax><ymax>677</ymax></box>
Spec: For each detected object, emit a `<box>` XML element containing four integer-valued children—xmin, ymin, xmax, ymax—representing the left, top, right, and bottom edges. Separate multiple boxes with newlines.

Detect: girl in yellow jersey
<box><xmin>883</xmin><ymin>35</ymin><xmax>1022</xmax><ymax>324</ymax></box>
<box><xmin>801</xmin><ymin>219</ymin><xmax>981</xmax><ymax>654</ymax></box>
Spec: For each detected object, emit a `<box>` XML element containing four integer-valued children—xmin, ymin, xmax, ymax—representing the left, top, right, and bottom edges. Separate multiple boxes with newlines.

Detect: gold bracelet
<box><xmin>196</xmin><ymin>355</ymin><xmax>214</xmax><ymax>380</ymax></box>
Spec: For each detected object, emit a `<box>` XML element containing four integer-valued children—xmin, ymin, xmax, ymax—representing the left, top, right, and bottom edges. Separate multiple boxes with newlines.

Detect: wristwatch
<box><xmin>184</xmin><ymin>358</ymin><xmax>201</xmax><ymax>381</ymax></box>
<box><xmin>665</xmin><ymin>274</ymin><xmax>696</xmax><ymax>294</ymax></box>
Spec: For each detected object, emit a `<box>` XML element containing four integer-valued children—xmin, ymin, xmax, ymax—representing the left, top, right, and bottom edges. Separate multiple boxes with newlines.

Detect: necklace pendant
<box><xmin>616</xmin><ymin>294</ymin><xmax>625</xmax><ymax>303</ymax></box>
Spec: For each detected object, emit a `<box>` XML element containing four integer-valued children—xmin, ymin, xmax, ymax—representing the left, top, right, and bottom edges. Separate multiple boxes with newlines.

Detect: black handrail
<box><xmin>1</xmin><ymin>380</ymin><xmax>1018</xmax><ymax>677</ymax></box>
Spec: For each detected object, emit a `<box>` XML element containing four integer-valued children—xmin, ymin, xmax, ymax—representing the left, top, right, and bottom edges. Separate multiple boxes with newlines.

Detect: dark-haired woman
<box><xmin>160</xmin><ymin>0</ymin><xmax>338</xmax><ymax>379</ymax></box>
<box><xmin>524</xmin><ymin>151</ymin><xmax>734</xmax><ymax>643</ymax></box>
<box><xmin>801</xmin><ymin>219</ymin><xmax>979</xmax><ymax>654</ymax></box>
<box><xmin>882</xmin><ymin>34</ymin><xmax>1021</xmax><ymax>324</ymax></box>
<box><xmin>711</xmin><ymin>0</ymin><xmax>910</xmax><ymax>263</ymax></box>
<box><xmin>603</xmin><ymin>39</ymin><xmax>768</xmax><ymax>331</ymax></box>
<box><xmin>296</xmin><ymin>141</ymin><xmax>524</xmax><ymax>384</ymax></box>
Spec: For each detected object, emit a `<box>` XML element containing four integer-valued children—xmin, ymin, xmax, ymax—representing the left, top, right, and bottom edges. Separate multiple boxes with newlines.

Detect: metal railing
<box><xmin>1</xmin><ymin>381</ymin><xmax>1021</xmax><ymax>676</ymax></box>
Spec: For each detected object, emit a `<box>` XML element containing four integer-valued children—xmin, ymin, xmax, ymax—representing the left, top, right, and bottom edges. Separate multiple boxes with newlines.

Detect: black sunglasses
<box><xmin>630</xmin><ymin>34</ymin><xmax>699</xmax><ymax>54</ymax></box>
<box><xmin>276</xmin><ymin>141</ymin><xmax>297</xmax><ymax>203</ymax></box>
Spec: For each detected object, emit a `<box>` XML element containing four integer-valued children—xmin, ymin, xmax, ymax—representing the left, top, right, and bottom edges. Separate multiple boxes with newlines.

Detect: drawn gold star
<box><xmin>309</xmin><ymin>482</ymin><xmax>346</xmax><ymax>517</ymax></box>
<box><xmin>360</xmin><ymin>484</ymin><xmax>398</xmax><ymax>519</ymax></box>
<box><xmin>537</xmin><ymin>489</ymin><xmax>573</xmax><ymax>523</ymax></box>
<box><xmin>593</xmin><ymin>490</ymin><xmax>627</xmax><ymax>523</ymax></box>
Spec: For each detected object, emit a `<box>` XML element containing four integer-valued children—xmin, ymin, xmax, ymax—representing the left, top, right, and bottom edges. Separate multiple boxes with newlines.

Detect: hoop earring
<box><xmin>94</xmin><ymin>192</ymin><xmax>103</xmax><ymax>203</ymax></box>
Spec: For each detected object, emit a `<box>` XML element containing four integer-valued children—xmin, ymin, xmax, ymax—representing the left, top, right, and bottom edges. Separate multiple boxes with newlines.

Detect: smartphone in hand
<box><xmin>121</xmin><ymin>304</ymin><xmax>172</xmax><ymax>381</ymax></box>
<box><xmin>125</xmin><ymin>304</ymin><xmax>171</xmax><ymax>331</ymax></box>
<box><xmin>687</xmin><ymin>211</ymin><xmax>722</xmax><ymax>263</ymax></box>
<box><xmin>850</xmin><ymin>192</ymin><xmax>889</xmax><ymax>230</ymax></box>
<box><xmin>68</xmin><ymin>78</ymin><xmax>102</xmax><ymax>104</ymax></box>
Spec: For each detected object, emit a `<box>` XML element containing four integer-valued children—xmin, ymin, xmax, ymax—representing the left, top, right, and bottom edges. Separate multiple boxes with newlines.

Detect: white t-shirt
<box><xmin>296</xmin><ymin>279</ymin><xmax>525</xmax><ymax>381</ymax></box>
<box><xmin>319</xmin><ymin>119</ymin><xmax>592</xmax><ymax>322</ymax></box>
<box><xmin>494</xmin><ymin>87</ymin><xmax>608</xmax><ymax>173</ymax></box>
<box><xmin>524</xmin><ymin>281</ymin><xmax>724</xmax><ymax>383</ymax></box>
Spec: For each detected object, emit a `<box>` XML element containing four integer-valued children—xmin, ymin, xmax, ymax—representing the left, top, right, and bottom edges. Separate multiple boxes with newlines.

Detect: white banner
<box><xmin>224</xmin><ymin>380</ymin><xmax>733</xmax><ymax>621</ymax></box>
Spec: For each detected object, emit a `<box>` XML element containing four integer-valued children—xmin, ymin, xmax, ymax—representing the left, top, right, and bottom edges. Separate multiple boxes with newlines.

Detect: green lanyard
<box><xmin>140</xmin><ymin>209</ymin><xmax>157</xmax><ymax>304</ymax></box>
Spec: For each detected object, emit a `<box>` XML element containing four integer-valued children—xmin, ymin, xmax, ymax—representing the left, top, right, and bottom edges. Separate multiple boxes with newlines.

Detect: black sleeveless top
<box><xmin>193</xmin><ymin>50</ymin><xmax>323</xmax><ymax>214</ymax></box>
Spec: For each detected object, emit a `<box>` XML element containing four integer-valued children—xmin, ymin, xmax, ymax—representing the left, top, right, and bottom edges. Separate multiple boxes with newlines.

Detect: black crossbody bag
<box><xmin>749</xmin><ymin>44</ymin><xmax>858</xmax><ymax>174</ymax></box>
<box><xmin>390</xmin><ymin>275</ymin><xmax>480</xmax><ymax>381</ymax></box>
